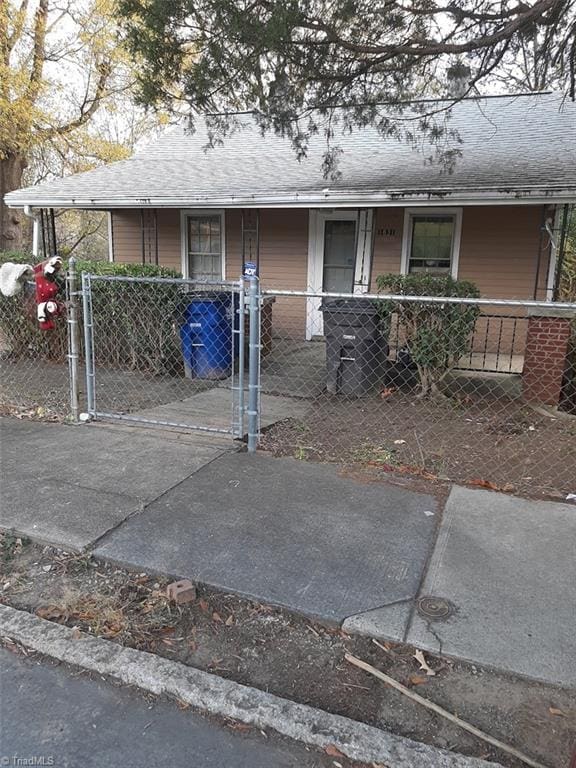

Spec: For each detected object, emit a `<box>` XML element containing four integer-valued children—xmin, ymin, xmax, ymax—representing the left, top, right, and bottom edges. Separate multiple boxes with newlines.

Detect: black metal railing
<box><xmin>386</xmin><ymin>314</ymin><xmax>526</xmax><ymax>375</ymax></box>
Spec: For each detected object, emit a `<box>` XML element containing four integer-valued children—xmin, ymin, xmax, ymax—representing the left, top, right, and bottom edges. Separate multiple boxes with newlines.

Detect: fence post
<box><xmin>81</xmin><ymin>272</ymin><xmax>96</xmax><ymax>416</ymax></box>
<box><xmin>247</xmin><ymin>275</ymin><xmax>261</xmax><ymax>453</ymax></box>
<box><xmin>236</xmin><ymin>276</ymin><xmax>246</xmax><ymax>439</ymax></box>
<box><xmin>66</xmin><ymin>257</ymin><xmax>80</xmax><ymax>422</ymax></box>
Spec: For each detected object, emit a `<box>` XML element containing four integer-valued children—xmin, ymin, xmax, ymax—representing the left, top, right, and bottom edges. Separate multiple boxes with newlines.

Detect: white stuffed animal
<box><xmin>0</xmin><ymin>262</ymin><xmax>34</xmax><ymax>297</ymax></box>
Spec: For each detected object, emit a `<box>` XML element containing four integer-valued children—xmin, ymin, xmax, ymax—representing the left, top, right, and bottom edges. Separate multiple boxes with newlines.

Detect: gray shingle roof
<box><xmin>5</xmin><ymin>92</ymin><xmax>576</xmax><ymax>209</ymax></box>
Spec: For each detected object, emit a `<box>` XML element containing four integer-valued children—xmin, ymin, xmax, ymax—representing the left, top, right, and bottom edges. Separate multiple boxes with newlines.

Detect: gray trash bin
<box><xmin>320</xmin><ymin>298</ymin><xmax>388</xmax><ymax>396</ymax></box>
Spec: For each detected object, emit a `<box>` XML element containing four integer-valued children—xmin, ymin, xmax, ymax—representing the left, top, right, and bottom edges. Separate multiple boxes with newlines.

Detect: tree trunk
<box><xmin>0</xmin><ymin>153</ymin><xmax>28</xmax><ymax>252</ymax></box>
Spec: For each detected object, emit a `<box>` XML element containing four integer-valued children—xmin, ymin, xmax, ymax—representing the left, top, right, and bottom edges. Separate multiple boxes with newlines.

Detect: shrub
<box><xmin>558</xmin><ymin>207</ymin><xmax>576</xmax><ymax>302</ymax></box>
<box><xmin>0</xmin><ymin>251</ymin><xmax>183</xmax><ymax>373</ymax></box>
<box><xmin>86</xmin><ymin>269</ymin><xmax>186</xmax><ymax>375</ymax></box>
<box><xmin>375</xmin><ymin>273</ymin><xmax>481</xmax><ymax>397</ymax></box>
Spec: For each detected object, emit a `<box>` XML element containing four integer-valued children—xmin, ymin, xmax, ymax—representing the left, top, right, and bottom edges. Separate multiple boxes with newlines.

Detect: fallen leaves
<box><xmin>468</xmin><ymin>478</ymin><xmax>500</xmax><ymax>490</ymax></box>
<box><xmin>324</xmin><ymin>744</ymin><xmax>345</xmax><ymax>758</ymax></box>
<box><xmin>372</xmin><ymin>638</ymin><xmax>397</xmax><ymax>656</ymax></box>
<box><xmin>408</xmin><ymin>673</ymin><xmax>428</xmax><ymax>686</ymax></box>
<box><xmin>469</xmin><ymin>479</ymin><xmax>516</xmax><ymax>493</ymax></box>
<box><xmin>413</xmin><ymin>649</ymin><xmax>436</xmax><ymax>676</ymax></box>
<box><xmin>548</xmin><ymin>706</ymin><xmax>566</xmax><ymax>717</ymax></box>
<box><xmin>36</xmin><ymin>605</ymin><xmax>68</xmax><ymax>622</ymax></box>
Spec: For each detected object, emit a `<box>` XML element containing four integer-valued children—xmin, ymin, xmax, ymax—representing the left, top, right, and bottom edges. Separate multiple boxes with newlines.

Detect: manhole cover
<box><xmin>416</xmin><ymin>596</ymin><xmax>455</xmax><ymax>621</ymax></box>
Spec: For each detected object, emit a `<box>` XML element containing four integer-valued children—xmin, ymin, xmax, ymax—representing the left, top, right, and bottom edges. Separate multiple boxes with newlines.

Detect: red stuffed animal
<box><xmin>34</xmin><ymin>256</ymin><xmax>65</xmax><ymax>330</ymax></box>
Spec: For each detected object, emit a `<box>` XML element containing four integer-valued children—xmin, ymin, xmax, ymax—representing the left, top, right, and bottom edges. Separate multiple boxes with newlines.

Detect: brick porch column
<box><xmin>522</xmin><ymin>307</ymin><xmax>575</xmax><ymax>407</ymax></box>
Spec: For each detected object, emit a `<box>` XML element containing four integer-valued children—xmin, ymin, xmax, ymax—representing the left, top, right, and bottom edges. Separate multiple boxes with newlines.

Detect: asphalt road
<box><xmin>0</xmin><ymin>647</ymin><xmax>332</xmax><ymax>768</ymax></box>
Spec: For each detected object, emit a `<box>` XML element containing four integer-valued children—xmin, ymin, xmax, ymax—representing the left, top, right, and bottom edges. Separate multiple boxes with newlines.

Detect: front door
<box><xmin>307</xmin><ymin>210</ymin><xmax>374</xmax><ymax>338</ymax></box>
<box><xmin>322</xmin><ymin>219</ymin><xmax>357</xmax><ymax>293</ymax></box>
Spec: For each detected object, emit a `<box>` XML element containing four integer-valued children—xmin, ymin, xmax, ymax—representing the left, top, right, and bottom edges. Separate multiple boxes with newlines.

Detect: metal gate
<box><xmin>79</xmin><ymin>273</ymin><xmax>252</xmax><ymax>439</ymax></box>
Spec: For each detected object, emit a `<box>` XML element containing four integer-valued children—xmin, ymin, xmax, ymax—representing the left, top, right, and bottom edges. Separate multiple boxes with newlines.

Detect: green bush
<box><xmin>376</xmin><ymin>273</ymin><xmax>481</xmax><ymax>397</ymax></box>
<box><xmin>86</xmin><ymin>270</ymin><xmax>186</xmax><ymax>375</ymax></box>
<box><xmin>0</xmin><ymin>251</ymin><xmax>184</xmax><ymax>373</ymax></box>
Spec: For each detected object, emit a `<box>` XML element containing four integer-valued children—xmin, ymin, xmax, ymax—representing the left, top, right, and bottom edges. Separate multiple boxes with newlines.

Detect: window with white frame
<box><xmin>407</xmin><ymin>214</ymin><xmax>456</xmax><ymax>275</ymax></box>
<box><xmin>186</xmin><ymin>213</ymin><xmax>223</xmax><ymax>280</ymax></box>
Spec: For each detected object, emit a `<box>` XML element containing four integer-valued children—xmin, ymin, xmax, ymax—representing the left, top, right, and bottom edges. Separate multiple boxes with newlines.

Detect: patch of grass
<box><xmin>0</xmin><ymin>531</ymin><xmax>30</xmax><ymax>566</ymax></box>
<box><xmin>351</xmin><ymin>444</ymin><xmax>398</xmax><ymax>467</ymax></box>
<box><xmin>35</xmin><ymin>581</ymin><xmax>178</xmax><ymax>648</ymax></box>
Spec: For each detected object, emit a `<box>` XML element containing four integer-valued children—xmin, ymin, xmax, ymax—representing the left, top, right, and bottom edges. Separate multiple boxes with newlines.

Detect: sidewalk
<box><xmin>1</xmin><ymin>416</ymin><xmax>575</xmax><ymax>688</ymax></box>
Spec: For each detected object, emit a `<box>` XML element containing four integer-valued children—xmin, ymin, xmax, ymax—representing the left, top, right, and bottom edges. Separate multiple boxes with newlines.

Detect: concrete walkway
<box><xmin>94</xmin><ymin>452</ymin><xmax>439</xmax><ymax>626</ymax></box>
<box><xmin>0</xmin><ymin>417</ymin><xmax>234</xmax><ymax>550</ymax></box>
<box><xmin>1</xmin><ymin>416</ymin><xmax>574</xmax><ymax>688</ymax></box>
<box><xmin>133</xmin><ymin>387</ymin><xmax>309</xmax><ymax>433</ymax></box>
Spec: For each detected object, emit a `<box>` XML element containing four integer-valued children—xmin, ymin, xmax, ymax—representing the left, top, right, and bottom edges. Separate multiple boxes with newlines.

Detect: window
<box><xmin>401</xmin><ymin>210</ymin><xmax>462</xmax><ymax>278</ymax></box>
<box><xmin>185</xmin><ymin>213</ymin><xmax>223</xmax><ymax>280</ymax></box>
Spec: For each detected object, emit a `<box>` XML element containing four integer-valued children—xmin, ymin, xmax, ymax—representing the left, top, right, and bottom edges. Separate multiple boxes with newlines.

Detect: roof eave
<box><xmin>5</xmin><ymin>187</ymin><xmax>576</xmax><ymax>209</ymax></box>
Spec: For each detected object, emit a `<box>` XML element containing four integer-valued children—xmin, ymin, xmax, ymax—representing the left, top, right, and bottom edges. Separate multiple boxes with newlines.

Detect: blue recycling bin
<box><xmin>180</xmin><ymin>294</ymin><xmax>233</xmax><ymax>379</ymax></box>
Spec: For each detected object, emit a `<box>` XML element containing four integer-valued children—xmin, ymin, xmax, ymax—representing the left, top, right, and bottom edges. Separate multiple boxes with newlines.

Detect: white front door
<box><xmin>306</xmin><ymin>209</ymin><xmax>374</xmax><ymax>339</ymax></box>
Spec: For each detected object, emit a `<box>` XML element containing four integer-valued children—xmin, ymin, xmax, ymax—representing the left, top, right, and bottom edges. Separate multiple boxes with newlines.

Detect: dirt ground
<box><xmin>1</xmin><ymin>535</ymin><xmax>574</xmax><ymax>768</ymax></box>
<box><xmin>0</xmin><ymin>357</ymin><xmax>216</xmax><ymax>418</ymax></box>
<box><xmin>260</xmin><ymin>386</ymin><xmax>576</xmax><ymax>498</ymax></box>
<box><xmin>2</xmin><ymin>356</ymin><xmax>575</xmax><ymax>498</ymax></box>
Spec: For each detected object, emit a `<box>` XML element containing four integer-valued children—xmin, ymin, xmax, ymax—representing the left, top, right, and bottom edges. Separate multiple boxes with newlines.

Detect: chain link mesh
<box><xmin>86</xmin><ymin>275</ymin><xmax>243</xmax><ymax>435</ymax></box>
<box><xmin>1</xmin><ymin>272</ymin><xmax>574</xmax><ymax>497</ymax></box>
<box><xmin>0</xmin><ymin>280</ymin><xmax>69</xmax><ymax>419</ymax></box>
<box><xmin>258</xmin><ymin>290</ymin><xmax>576</xmax><ymax>497</ymax></box>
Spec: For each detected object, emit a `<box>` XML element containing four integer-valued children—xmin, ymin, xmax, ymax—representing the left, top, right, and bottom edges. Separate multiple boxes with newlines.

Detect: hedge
<box><xmin>0</xmin><ymin>251</ymin><xmax>185</xmax><ymax>374</ymax></box>
<box><xmin>376</xmin><ymin>273</ymin><xmax>481</xmax><ymax>397</ymax></box>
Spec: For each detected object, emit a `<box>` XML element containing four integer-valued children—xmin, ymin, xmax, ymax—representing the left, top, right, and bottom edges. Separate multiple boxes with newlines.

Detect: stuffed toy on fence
<box><xmin>0</xmin><ymin>262</ymin><xmax>34</xmax><ymax>297</ymax></box>
<box><xmin>33</xmin><ymin>256</ymin><xmax>66</xmax><ymax>330</ymax></box>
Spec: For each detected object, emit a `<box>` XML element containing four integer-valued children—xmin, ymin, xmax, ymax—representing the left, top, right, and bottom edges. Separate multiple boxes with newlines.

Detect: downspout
<box><xmin>552</xmin><ymin>204</ymin><xmax>571</xmax><ymax>301</ymax></box>
<box><xmin>107</xmin><ymin>211</ymin><xmax>115</xmax><ymax>263</ymax></box>
<box><xmin>23</xmin><ymin>205</ymin><xmax>40</xmax><ymax>257</ymax></box>
<box><xmin>40</xmin><ymin>209</ymin><xmax>47</xmax><ymax>258</ymax></box>
<box><xmin>544</xmin><ymin>207</ymin><xmax>560</xmax><ymax>301</ymax></box>
<box><xmin>532</xmin><ymin>205</ymin><xmax>547</xmax><ymax>300</ymax></box>
<box><xmin>140</xmin><ymin>208</ymin><xmax>145</xmax><ymax>265</ymax></box>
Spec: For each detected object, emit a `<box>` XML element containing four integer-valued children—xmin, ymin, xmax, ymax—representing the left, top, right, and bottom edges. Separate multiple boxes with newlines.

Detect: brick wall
<box><xmin>522</xmin><ymin>312</ymin><xmax>574</xmax><ymax>406</ymax></box>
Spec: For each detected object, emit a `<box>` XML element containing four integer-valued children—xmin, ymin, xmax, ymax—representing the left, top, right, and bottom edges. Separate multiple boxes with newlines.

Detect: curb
<box><xmin>0</xmin><ymin>604</ymin><xmax>500</xmax><ymax>768</ymax></box>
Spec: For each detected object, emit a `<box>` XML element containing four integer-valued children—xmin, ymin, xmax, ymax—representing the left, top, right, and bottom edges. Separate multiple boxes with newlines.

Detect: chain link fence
<box><xmin>83</xmin><ymin>274</ymin><xmax>245</xmax><ymax>436</ymax></box>
<box><xmin>0</xmin><ymin>277</ymin><xmax>70</xmax><ymax>420</ymax></box>
<box><xmin>1</xmin><ymin>268</ymin><xmax>575</xmax><ymax>497</ymax></box>
<box><xmin>257</xmin><ymin>288</ymin><xmax>576</xmax><ymax>497</ymax></box>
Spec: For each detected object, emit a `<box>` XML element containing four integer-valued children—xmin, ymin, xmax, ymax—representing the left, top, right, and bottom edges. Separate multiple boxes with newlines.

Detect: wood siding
<box><xmin>111</xmin><ymin>209</ymin><xmax>182</xmax><ymax>271</ymax></box>
<box><xmin>110</xmin><ymin>204</ymin><xmax>548</xmax><ymax>342</ymax></box>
